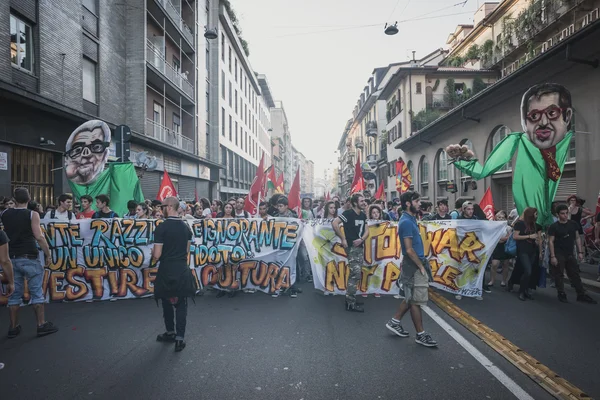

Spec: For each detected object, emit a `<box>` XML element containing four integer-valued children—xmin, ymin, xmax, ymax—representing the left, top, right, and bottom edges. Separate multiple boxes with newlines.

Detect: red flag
<box><xmin>395</xmin><ymin>159</ymin><xmax>412</xmax><ymax>193</ymax></box>
<box><xmin>288</xmin><ymin>169</ymin><xmax>301</xmax><ymax>217</ymax></box>
<box><xmin>244</xmin><ymin>155</ymin><xmax>266</xmax><ymax>215</ymax></box>
<box><xmin>325</xmin><ymin>191</ymin><xmax>331</xmax><ymax>201</ymax></box>
<box><xmin>267</xmin><ymin>166</ymin><xmax>278</xmax><ymax>192</ymax></box>
<box><xmin>479</xmin><ymin>187</ymin><xmax>495</xmax><ymax>221</ymax></box>
<box><xmin>350</xmin><ymin>153</ymin><xmax>365</xmax><ymax>194</ymax></box>
<box><xmin>194</xmin><ymin>188</ymin><xmax>199</xmax><ymax>204</ymax></box>
<box><xmin>276</xmin><ymin>172</ymin><xmax>284</xmax><ymax>194</ymax></box>
<box><xmin>374</xmin><ymin>182</ymin><xmax>385</xmax><ymax>201</ymax></box>
<box><xmin>157</xmin><ymin>170</ymin><xmax>177</xmax><ymax>201</ymax></box>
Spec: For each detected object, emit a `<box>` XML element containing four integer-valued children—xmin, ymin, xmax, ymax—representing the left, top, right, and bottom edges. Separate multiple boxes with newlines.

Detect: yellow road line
<box><xmin>429</xmin><ymin>290</ymin><xmax>593</xmax><ymax>400</ymax></box>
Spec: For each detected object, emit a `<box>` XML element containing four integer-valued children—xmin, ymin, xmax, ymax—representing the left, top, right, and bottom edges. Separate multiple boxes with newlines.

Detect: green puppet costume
<box><xmin>452</xmin><ymin>131</ymin><xmax>572</xmax><ymax>228</ymax></box>
<box><xmin>448</xmin><ymin>83</ymin><xmax>575</xmax><ymax>228</ymax></box>
<box><xmin>68</xmin><ymin>162</ymin><xmax>145</xmax><ymax>217</ymax></box>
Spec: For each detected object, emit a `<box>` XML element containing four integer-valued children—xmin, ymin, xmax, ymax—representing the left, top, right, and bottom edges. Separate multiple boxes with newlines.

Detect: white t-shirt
<box><xmin>51</xmin><ymin>209</ymin><xmax>74</xmax><ymax>221</ymax></box>
<box><xmin>202</xmin><ymin>208</ymin><xmax>212</xmax><ymax>217</ymax></box>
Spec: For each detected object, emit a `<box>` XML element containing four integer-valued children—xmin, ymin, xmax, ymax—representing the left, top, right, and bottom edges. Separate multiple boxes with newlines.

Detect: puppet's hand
<box><xmin>445</xmin><ymin>144</ymin><xmax>475</xmax><ymax>161</ymax></box>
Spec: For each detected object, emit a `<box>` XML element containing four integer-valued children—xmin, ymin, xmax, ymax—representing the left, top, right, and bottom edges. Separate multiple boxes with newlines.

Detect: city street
<box><xmin>2</xmin><ymin>277</ymin><xmax>597</xmax><ymax>400</ymax></box>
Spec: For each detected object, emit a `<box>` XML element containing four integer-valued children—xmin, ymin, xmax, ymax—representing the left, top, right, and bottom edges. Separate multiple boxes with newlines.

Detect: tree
<box><xmin>472</xmin><ymin>77</ymin><xmax>487</xmax><ymax>95</ymax></box>
<box><xmin>466</xmin><ymin>44</ymin><xmax>480</xmax><ymax>60</ymax></box>
<box><xmin>412</xmin><ymin>109</ymin><xmax>444</xmax><ymax>132</ymax></box>
<box><xmin>223</xmin><ymin>0</ymin><xmax>250</xmax><ymax>57</ymax></box>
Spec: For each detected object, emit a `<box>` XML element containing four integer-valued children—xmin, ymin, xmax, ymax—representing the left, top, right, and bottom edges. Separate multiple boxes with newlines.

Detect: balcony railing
<box><xmin>366</xmin><ymin>154</ymin><xmax>377</xmax><ymax>164</ymax></box>
<box><xmin>160</xmin><ymin>0</ymin><xmax>194</xmax><ymax>46</ymax></box>
<box><xmin>145</xmin><ymin>118</ymin><xmax>196</xmax><ymax>154</ymax></box>
<box><xmin>355</xmin><ymin>137</ymin><xmax>364</xmax><ymax>149</ymax></box>
<box><xmin>146</xmin><ymin>40</ymin><xmax>194</xmax><ymax>99</ymax></box>
<box><xmin>366</xmin><ymin>121</ymin><xmax>378</xmax><ymax>137</ymax></box>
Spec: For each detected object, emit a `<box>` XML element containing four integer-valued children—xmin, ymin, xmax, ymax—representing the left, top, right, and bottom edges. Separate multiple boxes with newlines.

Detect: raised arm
<box><xmin>452</xmin><ymin>133</ymin><xmax>521</xmax><ymax>180</ymax></box>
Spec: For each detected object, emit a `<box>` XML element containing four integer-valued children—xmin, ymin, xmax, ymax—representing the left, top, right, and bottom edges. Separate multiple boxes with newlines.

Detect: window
<box><xmin>416</xmin><ymin>82</ymin><xmax>422</xmax><ymax>94</ymax></box>
<box><xmin>173</xmin><ymin>113</ymin><xmax>181</xmax><ymax>134</ymax></box>
<box><xmin>82</xmin><ymin>0</ymin><xmax>97</xmax><ymax>14</ymax></box>
<box><xmin>491</xmin><ymin>126</ymin><xmax>512</xmax><ymax>171</ymax></box>
<box><xmin>228</xmin><ymin>81</ymin><xmax>232</xmax><ymax>107</ymax></box>
<box><xmin>568</xmin><ymin>135</ymin><xmax>576</xmax><ymax>162</ymax></box>
<box><xmin>419</xmin><ymin>156</ymin><xmax>429</xmax><ymax>198</ymax></box>
<box><xmin>229</xmin><ymin>115</ymin><xmax>232</xmax><ymax>141</ymax></box>
<box><xmin>235</xmin><ymin>90</ymin><xmax>238</xmax><ymax>114</ymax></box>
<box><xmin>172</xmin><ymin>55</ymin><xmax>180</xmax><ymax>72</ymax></box>
<box><xmin>221</xmin><ymin>71</ymin><xmax>225</xmax><ymax>98</ymax></box>
<box><xmin>10</xmin><ymin>15</ymin><xmax>34</xmax><ymax>72</ymax></box>
<box><xmin>221</xmin><ymin>33</ymin><xmax>225</xmax><ymax>61</ymax></box>
<box><xmin>228</xmin><ymin>46</ymin><xmax>232</xmax><ymax>72</ymax></box>
<box><xmin>82</xmin><ymin>57</ymin><xmax>97</xmax><ymax>103</ymax></box>
<box><xmin>235</xmin><ymin>122</ymin><xmax>238</xmax><ymax>145</ymax></box>
<box><xmin>436</xmin><ymin>150</ymin><xmax>450</xmax><ymax>181</ymax></box>
<box><xmin>235</xmin><ymin>59</ymin><xmax>238</xmax><ymax>82</ymax></box>
<box><xmin>221</xmin><ymin>108</ymin><xmax>226</xmax><ymax>136</ymax></box>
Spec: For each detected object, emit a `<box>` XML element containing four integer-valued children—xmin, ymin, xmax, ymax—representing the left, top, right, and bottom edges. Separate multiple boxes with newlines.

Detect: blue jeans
<box><xmin>162</xmin><ymin>297</ymin><xmax>188</xmax><ymax>340</ymax></box>
<box><xmin>8</xmin><ymin>258</ymin><xmax>45</xmax><ymax>306</ymax></box>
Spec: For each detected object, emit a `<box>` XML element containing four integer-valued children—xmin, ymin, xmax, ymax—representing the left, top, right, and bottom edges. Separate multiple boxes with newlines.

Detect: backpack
<box><xmin>449</xmin><ymin>210</ymin><xmax>460</xmax><ymax>219</ymax></box>
<box><xmin>504</xmin><ymin>235</ymin><xmax>517</xmax><ymax>256</ymax></box>
<box><xmin>50</xmin><ymin>209</ymin><xmax>73</xmax><ymax>220</ymax></box>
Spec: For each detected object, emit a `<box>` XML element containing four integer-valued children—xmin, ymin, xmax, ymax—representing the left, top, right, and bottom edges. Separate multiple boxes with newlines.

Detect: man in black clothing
<box><xmin>459</xmin><ymin>201</ymin><xmax>478</xmax><ymax>220</ymax></box>
<box><xmin>548</xmin><ymin>204</ymin><xmax>596</xmax><ymax>304</ymax></box>
<box><xmin>429</xmin><ymin>200</ymin><xmax>452</xmax><ymax>220</ymax></box>
<box><xmin>93</xmin><ymin>194</ymin><xmax>118</xmax><ymax>218</ymax></box>
<box><xmin>152</xmin><ymin>196</ymin><xmax>197</xmax><ymax>352</ymax></box>
<box><xmin>332</xmin><ymin>193</ymin><xmax>369</xmax><ymax>312</ymax></box>
<box><xmin>1</xmin><ymin>188</ymin><xmax>58</xmax><ymax>338</ymax></box>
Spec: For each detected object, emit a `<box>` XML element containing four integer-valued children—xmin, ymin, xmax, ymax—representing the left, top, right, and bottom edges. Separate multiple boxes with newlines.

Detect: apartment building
<box><xmin>270</xmin><ymin>101</ymin><xmax>294</xmax><ymax>190</ymax></box>
<box><xmin>211</xmin><ymin>1</ymin><xmax>271</xmax><ymax>201</ymax></box>
<box><xmin>0</xmin><ymin>0</ymin><xmax>222</xmax><ymax>204</ymax></box>
<box><xmin>379</xmin><ymin>49</ymin><xmax>497</xmax><ymax>200</ymax></box>
<box><xmin>397</xmin><ymin>1</ymin><xmax>600</xmax><ymax>211</ymax></box>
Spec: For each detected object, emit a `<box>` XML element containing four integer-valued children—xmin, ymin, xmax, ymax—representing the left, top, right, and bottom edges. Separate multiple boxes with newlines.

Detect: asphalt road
<box><xmin>0</xmin><ymin>282</ymin><xmax>571</xmax><ymax>400</ymax></box>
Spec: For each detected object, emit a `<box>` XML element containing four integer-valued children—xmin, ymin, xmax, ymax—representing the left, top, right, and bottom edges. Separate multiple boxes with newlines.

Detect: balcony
<box><xmin>146</xmin><ymin>40</ymin><xmax>194</xmax><ymax>100</ymax></box>
<box><xmin>355</xmin><ymin>137</ymin><xmax>364</xmax><ymax>149</ymax></box>
<box><xmin>366</xmin><ymin>154</ymin><xmax>377</xmax><ymax>164</ymax></box>
<box><xmin>366</xmin><ymin>121</ymin><xmax>377</xmax><ymax>137</ymax></box>
<box><xmin>145</xmin><ymin>118</ymin><xmax>196</xmax><ymax>155</ymax></box>
<box><xmin>378</xmin><ymin>146</ymin><xmax>388</xmax><ymax>163</ymax></box>
<box><xmin>158</xmin><ymin>0</ymin><xmax>194</xmax><ymax>46</ymax></box>
<box><xmin>427</xmin><ymin>94</ymin><xmax>453</xmax><ymax>110</ymax></box>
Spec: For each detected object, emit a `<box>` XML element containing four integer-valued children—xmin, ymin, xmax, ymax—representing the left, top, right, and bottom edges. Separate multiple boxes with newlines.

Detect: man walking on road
<box><xmin>1</xmin><ymin>188</ymin><xmax>58</xmax><ymax>338</ymax></box>
<box><xmin>332</xmin><ymin>193</ymin><xmax>369</xmax><ymax>312</ymax></box>
<box><xmin>385</xmin><ymin>191</ymin><xmax>437</xmax><ymax>347</ymax></box>
<box><xmin>152</xmin><ymin>197</ymin><xmax>198</xmax><ymax>352</ymax></box>
<box><xmin>548</xmin><ymin>204</ymin><xmax>596</xmax><ymax>304</ymax></box>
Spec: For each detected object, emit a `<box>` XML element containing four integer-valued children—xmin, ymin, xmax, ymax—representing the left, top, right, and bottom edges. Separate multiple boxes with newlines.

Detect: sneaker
<box><xmin>557</xmin><ymin>292</ymin><xmax>568</xmax><ymax>303</ymax></box>
<box><xmin>415</xmin><ymin>332</ymin><xmax>438</xmax><ymax>347</ymax></box>
<box><xmin>483</xmin><ymin>285</ymin><xmax>491</xmax><ymax>294</ymax></box>
<box><xmin>109</xmin><ymin>297</ymin><xmax>118</xmax><ymax>302</ymax></box>
<box><xmin>455</xmin><ymin>295</ymin><xmax>462</xmax><ymax>300</ymax></box>
<box><xmin>290</xmin><ymin>290</ymin><xmax>298</xmax><ymax>298</ymax></box>
<box><xmin>475</xmin><ymin>296</ymin><xmax>483</xmax><ymax>300</ymax></box>
<box><xmin>156</xmin><ymin>332</ymin><xmax>176</xmax><ymax>342</ymax></box>
<box><xmin>577</xmin><ymin>294</ymin><xmax>598</xmax><ymax>304</ymax></box>
<box><xmin>323</xmin><ymin>291</ymin><xmax>330</xmax><ymax>296</ymax></box>
<box><xmin>7</xmin><ymin>325</ymin><xmax>22</xmax><ymax>339</ymax></box>
<box><xmin>345</xmin><ymin>301</ymin><xmax>364</xmax><ymax>313</ymax></box>
<box><xmin>393</xmin><ymin>294</ymin><xmax>402</xmax><ymax>299</ymax></box>
<box><xmin>374</xmin><ymin>293</ymin><xmax>381</xmax><ymax>298</ymax></box>
<box><xmin>307</xmin><ymin>276</ymin><xmax>313</xmax><ymax>283</ymax></box>
<box><xmin>385</xmin><ymin>320</ymin><xmax>409</xmax><ymax>338</ymax></box>
<box><xmin>361</xmin><ymin>294</ymin><xmax>368</xmax><ymax>298</ymax></box>
<box><xmin>174</xmin><ymin>340</ymin><xmax>186</xmax><ymax>352</ymax></box>
<box><xmin>37</xmin><ymin>321</ymin><xmax>59</xmax><ymax>337</ymax></box>
<box><xmin>295</xmin><ymin>288</ymin><xmax>303</xmax><ymax>294</ymax></box>
<box><xmin>271</xmin><ymin>291</ymin><xmax>280</xmax><ymax>298</ymax></box>
<box><xmin>85</xmin><ymin>299</ymin><xmax>94</xmax><ymax>303</ymax></box>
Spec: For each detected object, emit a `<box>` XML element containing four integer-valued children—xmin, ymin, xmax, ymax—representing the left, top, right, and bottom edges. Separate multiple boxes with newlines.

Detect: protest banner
<box><xmin>0</xmin><ymin>217</ymin><xmax>302</xmax><ymax>304</ymax></box>
<box><xmin>304</xmin><ymin>219</ymin><xmax>506</xmax><ymax>298</ymax></box>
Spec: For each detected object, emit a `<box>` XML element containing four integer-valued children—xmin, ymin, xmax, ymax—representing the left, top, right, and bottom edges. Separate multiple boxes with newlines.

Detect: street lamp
<box><xmin>384</xmin><ymin>22</ymin><xmax>398</xmax><ymax>35</ymax></box>
<box><xmin>204</xmin><ymin>27</ymin><xmax>218</xmax><ymax>40</ymax></box>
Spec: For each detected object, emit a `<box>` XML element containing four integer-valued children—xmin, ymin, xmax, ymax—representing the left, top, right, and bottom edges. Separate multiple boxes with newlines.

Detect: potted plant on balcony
<box><xmin>466</xmin><ymin>44</ymin><xmax>481</xmax><ymax>61</ymax></box>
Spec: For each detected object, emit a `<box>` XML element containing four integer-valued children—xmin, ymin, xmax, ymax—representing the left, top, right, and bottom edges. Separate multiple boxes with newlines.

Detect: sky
<box><xmin>232</xmin><ymin>0</ymin><xmax>479</xmax><ymax>181</ymax></box>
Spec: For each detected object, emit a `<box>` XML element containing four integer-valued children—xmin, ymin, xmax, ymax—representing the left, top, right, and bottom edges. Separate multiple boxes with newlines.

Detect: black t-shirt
<box><xmin>514</xmin><ymin>220</ymin><xmax>542</xmax><ymax>255</ymax></box>
<box><xmin>1</xmin><ymin>208</ymin><xmax>38</xmax><ymax>257</ymax></box>
<box><xmin>154</xmin><ymin>217</ymin><xmax>192</xmax><ymax>264</ymax></box>
<box><xmin>0</xmin><ymin>230</ymin><xmax>9</xmax><ymax>246</ymax></box>
<box><xmin>92</xmin><ymin>210</ymin><xmax>119</xmax><ymax>218</ymax></box>
<box><xmin>339</xmin><ymin>209</ymin><xmax>367</xmax><ymax>247</ymax></box>
<box><xmin>548</xmin><ymin>220</ymin><xmax>579</xmax><ymax>256</ymax></box>
<box><xmin>430</xmin><ymin>213</ymin><xmax>452</xmax><ymax>220</ymax></box>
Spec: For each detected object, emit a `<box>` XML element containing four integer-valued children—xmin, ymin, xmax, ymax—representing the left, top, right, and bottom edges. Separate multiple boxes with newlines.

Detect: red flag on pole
<box><xmin>374</xmin><ymin>182</ymin><xmax>385</xmax><ymax>201</ymax></box>
<box><xmin>288</xmin><ymin>169</ymin><xmax>302</xmax><ymax>217</ymax></box>
<box><xmin>244</xmin><ymin>155</ymin><xmax>266</xmax><ymax>215</ymax></box>
<box><xmin>350</xmin><ymin>153</ymin><xmax>365</xmax><ymax>194</ymax></box>
<box><xmin>479</xmin><ymin>187</ymin><xmax>495</xmax><ymax>221</ymax></box>
<box><xmin>325</xmin><ymin>191</ymin><xmax>331</xmax><ymax>201</ymax></box>
<box><xmin>395</xmin><ymin>159</ymin><xmax>412</xmax><ymax>194</ymax></box>
<box><xmin>157</xmin><ymin>170</ymin><xmax>177</xmax><ymax>201</ymax></box>
<box><xmin>276</xmin><ymin>172</ymin><xmax>284</xmax><ymax>194</ymax></box>
<box><xmin>194</xmin><ymin>188</ymin><xmax>199</xmax><ymax>204</ymax></box>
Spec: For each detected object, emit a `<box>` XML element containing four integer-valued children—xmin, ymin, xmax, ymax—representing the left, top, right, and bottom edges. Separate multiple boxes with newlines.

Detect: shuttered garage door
<box><xmin>139</xmin><ymin>171</ymin><xmax>160</xmax><ymax>200</ymax></box>
<box><xmin>555</xmin><ymin>176</ymin><xmax>577</xmax><ymax>202</ymax></box>
<box><xmin>500</xmin><ymin>184</ymin><xmax>514</xmax><ymax>214</ymax></box>
<box><xmin>178</xmin><ymin>176</ymin><xmax>196</xmax><ymax>202</ymax></box>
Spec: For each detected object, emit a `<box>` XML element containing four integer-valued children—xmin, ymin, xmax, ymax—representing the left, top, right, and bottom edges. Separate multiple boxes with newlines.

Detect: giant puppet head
<box><xmin>65</xmin><ymin>120</ymin><xmax>111</xmax><ymax>185</ymax></box>
<box><xmin>520</xmin><ymin>83</ymin><xmax>573</xmax><ymax>150</ymax></box>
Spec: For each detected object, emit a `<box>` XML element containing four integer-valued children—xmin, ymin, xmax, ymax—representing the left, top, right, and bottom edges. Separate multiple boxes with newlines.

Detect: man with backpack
<box><xmin>92</xmin><ymin>194</ymin><xmax>118</xmax><ymax>219</ymax></box>
<box><xmin>234</xmin><ymin>197</ymin><xmax>250</xmax><ymax>218</ymax></box>
<box><xmin>48</xmin><ymin>194</ymin><xmax>75</xmax><ymax>221</ymax></box>
<box><xmin>449</xmin><ymin>199</ymin><xmax>464</xmax><ymax>219</ymax></box>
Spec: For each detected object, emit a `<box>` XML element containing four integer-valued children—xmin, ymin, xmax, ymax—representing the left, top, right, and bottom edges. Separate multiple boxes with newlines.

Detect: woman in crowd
<box><xmin>221</xmin><ymin>203</ymin><xmax>234</xmax><ymax>219</ymax></box>
<box><xmin>200</xmin><ymin>198</ymin><xmax>212</xmax><ymax>218</ymax></box>
<box><xmin>135</xmin><ymin>203</ymin><xmax>151</xmax><ymax>219</ymax></box>
<box><xmin>152</xmin><ymin>209</ymin><xmax>163</xmax><ymax>219</ymax></box>
<box><xmin>368</xmin><ymin>204</ymin><xmax>382</xmax><ymax>220</ymax></box>
<box><xmin>567</xmin><ymin>195</ymin><xmax>593</xmax><ymax>232</ymax></box>
<box><xmin>211</xmin><ymin>199</ymin><xmax>223</xmax><ymax>218</ymax></box>
<box><xmin>192</xmin><ymin>203</ymin><xmax>203</xmax><ymax>219</ymax></box>
<box><xmin>322</xmin><ymin>201</ymin><xmax>338</xmax><ymax>219</ymax></box>
<box><xmin>301</xmin><ymin>198</ymin><xmax>315</xmax><ymax>219</ymax></box>
<box><xmin>508</xmin><ymin>207</ymin><xmax>543</xmax><ymax>301</ymax></box>
<box><xmin>488</xmin><ymin>210</ymin><xmax>513</xmax><ymax>287</ymax></box>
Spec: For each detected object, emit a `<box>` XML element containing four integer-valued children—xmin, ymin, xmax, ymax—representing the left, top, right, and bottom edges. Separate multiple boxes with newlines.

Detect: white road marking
<box><xmin>422</xmin><ymin>305</ymin><xmax>535</xmax><ymax>400</ymax></box>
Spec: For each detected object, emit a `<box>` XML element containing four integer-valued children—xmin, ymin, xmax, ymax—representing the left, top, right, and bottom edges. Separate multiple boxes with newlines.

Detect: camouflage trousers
<box><xmin>345</xmin><ymin>246</ymin><xmax>364</xmax><ymax>305</ymax></box>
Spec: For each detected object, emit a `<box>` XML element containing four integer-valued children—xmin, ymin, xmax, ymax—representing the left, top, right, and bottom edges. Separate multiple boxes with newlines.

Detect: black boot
<box><xmin>175</xmin><ymin>340</ymin><xmax>186</xmax><ymax>352</ymax></box>
<box><xmin>345</xmin><ymin>300</ymin><xmax>364</xmax><ymax>313</ymax></box>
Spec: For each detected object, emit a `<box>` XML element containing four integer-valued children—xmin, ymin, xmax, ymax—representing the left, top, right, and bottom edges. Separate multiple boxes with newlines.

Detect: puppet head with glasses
<box><xmin>65</xmin><ymin>120</ymin><xmax>111</xmax><ymax>185</ymax></box>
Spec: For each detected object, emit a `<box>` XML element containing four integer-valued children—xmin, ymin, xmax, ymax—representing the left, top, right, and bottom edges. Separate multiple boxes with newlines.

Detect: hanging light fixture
<box><xmin>384</xmin><ymin>22</ymin><xmax>399</xmax><ymax>35</ymax></box>
<box><xmin>204</xmin><ymin>27</ymin><xmax>218</xmax><ymax>40</ymax></box>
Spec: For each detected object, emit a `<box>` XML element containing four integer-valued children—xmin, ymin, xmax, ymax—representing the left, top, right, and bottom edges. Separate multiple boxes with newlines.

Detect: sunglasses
<box><xmin>66</xmin><ymin>141</ymin><xmax>110</xmax><ymax>158</ymax></box>
<box><xmin>526</xmin><ymin>106</ymin><xmax>564</xmax><ymax>123</ymax></box>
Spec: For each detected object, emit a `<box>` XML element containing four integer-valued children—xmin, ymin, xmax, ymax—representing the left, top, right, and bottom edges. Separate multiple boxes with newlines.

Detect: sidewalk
<box><xmin>579</xmin><ymin>262</ymin><xmax>600</xmax><ymax>290</ymax></box>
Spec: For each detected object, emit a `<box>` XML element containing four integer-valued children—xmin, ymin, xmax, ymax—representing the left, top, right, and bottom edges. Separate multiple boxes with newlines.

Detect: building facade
<box><xmin>0</xmin><ymin>0</ymin><xmax>222</xmax><ymax>205</ymax></box>
<box><xmin>211</xmin><ymin>1</ymin><xmax>271</xmax><ymax>201</ymax></box>
<box><xmin>270</xmin><ymin>101</ymin><xmax>293</xmax><ymax>191</ymax></box>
